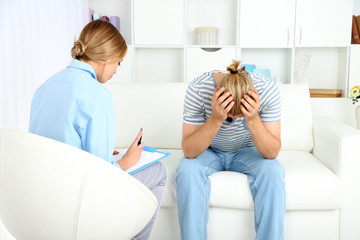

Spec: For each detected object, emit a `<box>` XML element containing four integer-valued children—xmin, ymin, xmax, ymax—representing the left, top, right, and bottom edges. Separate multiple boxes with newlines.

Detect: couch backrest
<box><xmin>107</xmin><ymin>82</ymin><xmax>187</xmax><ymax>149</ymax></box>
<box><xmin>279</xmin><ymin>83</ymin><xmax>313</xmax><ymax>152</ymax></box>
<box><xmin>108</xmin><ymin>82</ymin><xmax>313</xmax><ymax>152</ymax></box>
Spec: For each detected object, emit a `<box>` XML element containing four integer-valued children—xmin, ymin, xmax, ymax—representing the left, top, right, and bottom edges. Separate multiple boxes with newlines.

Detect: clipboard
<box><xmin>112</xmin><ymin>146</ymin><xmax>170</xmax><ymax>175</ymax></box>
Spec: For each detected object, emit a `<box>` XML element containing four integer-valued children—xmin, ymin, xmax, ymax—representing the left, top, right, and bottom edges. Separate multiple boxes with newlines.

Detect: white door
<box><xmin>295</xmin><ymin>0</ymin><xmax>352</xmax><ymax>47</ymax></box>
<box><xmin>239</xmin><ymin>0</ymin><xmax>295</xmax><ymax>48</ymax></box>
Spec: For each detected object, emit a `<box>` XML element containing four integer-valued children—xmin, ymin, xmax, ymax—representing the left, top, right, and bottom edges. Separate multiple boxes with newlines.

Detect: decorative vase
<box><xmin>356</xmin><ymin>105</ymin><xmax>360</xmax><ymax>130</ymax></box>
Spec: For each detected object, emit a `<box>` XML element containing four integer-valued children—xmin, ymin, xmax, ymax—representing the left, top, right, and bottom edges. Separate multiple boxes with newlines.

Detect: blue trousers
<box><xmin>175</xmin><ymin>147</ymin><xmax>286</xmax><ymax>240</ymax></box>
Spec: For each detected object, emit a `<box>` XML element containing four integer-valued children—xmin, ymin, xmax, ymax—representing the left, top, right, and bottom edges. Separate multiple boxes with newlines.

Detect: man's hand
<box><xmin>117</xmin><ymin>130</ymin><xmax>144</xmax><ymax>170</ymax></box>
<box><xmin>240</xmin><ymin>88</ymin><xmax>260</xmax><ymax>121</ymax></box>
<box><xmin>211</xmin><ymin>87</ymin><xmax>235</xmax><ymax>122</ymax></box>
<box><xmin>239</xmin><ymin>87</ymin><xmax>281</xmax><ymax>159</ymax></box>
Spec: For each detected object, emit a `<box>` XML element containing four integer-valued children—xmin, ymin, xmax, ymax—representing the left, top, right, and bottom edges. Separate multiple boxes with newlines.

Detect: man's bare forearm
<box><xmin>182</xmin><ymin>116</ymin><xmax>223</xmax><ymax>159</ymax></box>
<box><xmin>246</xmin><ymin>116</ymin><xmax>281</xmax><ymax>159</ymax></box>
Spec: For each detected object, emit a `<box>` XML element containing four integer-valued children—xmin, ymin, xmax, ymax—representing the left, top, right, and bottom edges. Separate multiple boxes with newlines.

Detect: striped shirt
<box><xmin>183</xmin><ymin>71</ymin><xmax>281</xmax><ymax>152</ymax></box>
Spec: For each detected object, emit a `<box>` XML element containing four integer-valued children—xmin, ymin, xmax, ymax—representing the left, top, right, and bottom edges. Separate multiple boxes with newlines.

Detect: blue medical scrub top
<box><xmin>29</xmin><ymin>59</ymin><xmax>120</xmax><ymax>168</ymax></box>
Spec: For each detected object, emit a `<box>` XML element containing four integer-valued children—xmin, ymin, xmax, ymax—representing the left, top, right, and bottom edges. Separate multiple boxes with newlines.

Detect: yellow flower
<box><xmin>348</xmin><ymin>85</ymin><xmax>360</xmax><ymax>104</ymax></box>
<box><xmin>351</xmin><ymin>87</ymin><xmax>360</xmax><ymax>98</ymax></box>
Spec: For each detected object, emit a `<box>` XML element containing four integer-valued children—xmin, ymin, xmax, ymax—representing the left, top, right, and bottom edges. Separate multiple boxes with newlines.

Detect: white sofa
<box><xmin>1</xmin><ymin>82</ymin><xmax>359</xmax><ymax>240</ymax></box>
<box><xmin>107</xmin><ymin>82</ymin><xmax>360</xmax><ymax>240</ymax></box>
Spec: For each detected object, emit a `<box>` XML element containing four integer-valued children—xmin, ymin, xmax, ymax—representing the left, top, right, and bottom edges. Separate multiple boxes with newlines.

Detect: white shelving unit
<box><xmin>294</xmin><ymin>0</ymin><xmax>352</xmax><ymax>47</ymax></box>
<box><xmin>293</xmin><ymin>47</ymin><xmax>349</xmax><ymax>89</ymax></box>
<box><xmin>240</xmin><ymin>48</ymin><xmax>293</xmax><ymax>84</ymax></box>
<box><xmin>187</xmin><ymin>0</ymin><xmax>238</xmax><ymax>46</ymax></box>
<box><xmin>239</xmin><ymin>0</ymin><xmax>295</xmax><ymax>48</ymax></box>
<box><xmin>186</xmin><ymin>47</ymin><xmax>237</xmax><ymax>82</ymax></box>
<box><xmin>134</xmin><ymin>47</ymin><xmax>184</xmax><ymax>83</ymax></box>
<box><xmin>88</xmin><ymin>0</ymin><xmax>357</xmax><ymax>96</ymax></box>
<box><xmin>134</xmin><ymin>0</ymin><xmax>184</xmax><ymax>45</ymax></box>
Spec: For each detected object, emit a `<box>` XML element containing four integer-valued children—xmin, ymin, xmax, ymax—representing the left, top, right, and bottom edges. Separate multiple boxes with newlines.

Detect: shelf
<box><xmin>186</xmin><ymin>45</ymin><xmax>237</xmax><ymax>49</ymax></box>
<box><xmin>309</xmin><ymin>89</ymin><xmax>342</xmax><ymax>98</ymax></box>
<box><xmin>134</xmin><ymin>48</ymin><xmax>183</xmax><ymax>83</ymax></box>
<box><xmin>88</xmin><ymin>0</ymin><xmax>132</xmax><ymax>44</ymax></box>
<box><xmin>186</xmin><ymin>0</ymin><xmax>237</xmax><ymax>46</ymax></box>
<box><xmin>293</xmin><ymin>47</ymin><xmax>348</xmax><ymax>95</ymax></box>
<box><xmin>240</xmin><ymin>48</ymin><xmax>292</xmax><ymax>84</ymax></box>
<box><xmin>186</xmin><ymin>48</ymin><xmax>237</xmax><ymax>82</ymax></box>
<box><xmin>134</xmin><ymin>45</ymin><xmax>184</xmax><ymax>49</ymax></box>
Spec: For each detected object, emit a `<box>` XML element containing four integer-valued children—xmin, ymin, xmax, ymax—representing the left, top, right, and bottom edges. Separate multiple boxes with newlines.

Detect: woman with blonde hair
<box><xmin>176</xmin><ymin>59</ymin><xmax>285</xmax><ymax>240</ymax></box>
<box><xmin>29</xmin><ymin>20</ymin><xmax>166</xmax><ymax>240</ymax></box>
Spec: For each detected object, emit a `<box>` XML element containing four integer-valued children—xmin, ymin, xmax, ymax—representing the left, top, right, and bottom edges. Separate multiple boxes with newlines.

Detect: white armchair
<box><xmin>0</xmin><ymin>129</ymin><xmax>158</xmax><ymax>240</ymax></box>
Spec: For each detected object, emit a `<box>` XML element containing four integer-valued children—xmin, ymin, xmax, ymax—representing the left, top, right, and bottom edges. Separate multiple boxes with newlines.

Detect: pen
<box><xmin>137</xmin><ymin>127</ymin><xmax>143</xmax><ymax>146</ymax></box>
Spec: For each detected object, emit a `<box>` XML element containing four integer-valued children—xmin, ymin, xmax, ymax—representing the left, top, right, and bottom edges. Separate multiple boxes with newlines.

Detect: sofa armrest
<box><xmin>312</xmin><ymin>116</ymin><xmax>360</xmax><ymax>240</ymax></box>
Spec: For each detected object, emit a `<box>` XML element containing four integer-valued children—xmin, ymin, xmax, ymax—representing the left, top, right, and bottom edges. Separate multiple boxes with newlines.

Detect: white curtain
<box><xmin>0</xmin><ymin>0</ymin><xmax>88</xmax><ymax>238</ymax></box>
<box><xmin>0</xmin><ymin>0</ymin><xmax>88</xmax><ymax>131</ymax></box>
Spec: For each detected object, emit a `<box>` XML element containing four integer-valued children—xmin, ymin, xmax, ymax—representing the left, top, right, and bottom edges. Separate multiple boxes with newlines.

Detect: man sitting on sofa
<box><xmin>175</xmin><ymin>60</ymin><xmax>286</xmax><ymax>240</ymax></box>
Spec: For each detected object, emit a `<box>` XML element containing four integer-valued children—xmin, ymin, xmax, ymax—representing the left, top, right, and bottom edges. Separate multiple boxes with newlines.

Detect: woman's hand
<box><xmin>117</xmin><ymin>130</ymin><xmax>144</xmax><ymax>170</ymax></box>
<box><xmin>210</xmin><ymin>87</ymin><xmax>234</xmax><ymax>122</ymax></box>
<box><xmin>240</xmin><ymin>88</ymin><xmax>260</xmax><ymax>121</ymax></box>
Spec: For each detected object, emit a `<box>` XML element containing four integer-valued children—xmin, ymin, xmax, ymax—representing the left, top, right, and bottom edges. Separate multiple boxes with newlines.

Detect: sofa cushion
<box><xmin>279</xmin><ymin>83</ymin><xmax>313</xmax><ymax>152</ymax></box>
<box><xmin>159</xmin><ymin>149</ymin><xmax>341</xmax><ymax>211</ymax></box>
<box><xmin>280</xmin><ymin>151</ymin><xmax>342</xmax><ymax>210</ymax></box>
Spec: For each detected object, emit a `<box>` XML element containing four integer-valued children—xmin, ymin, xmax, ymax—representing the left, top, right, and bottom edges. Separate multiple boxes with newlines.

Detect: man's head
<box><xmin>218</xmin><ymin>60</ymin><xmax>255</xmax><ymax>116</ymax></box>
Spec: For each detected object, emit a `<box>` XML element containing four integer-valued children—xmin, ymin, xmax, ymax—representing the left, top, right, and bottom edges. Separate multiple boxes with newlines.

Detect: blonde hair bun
<box><xmin>71</xmin><ymin>40</ymin><xmax>87</xmax><ymax>58</ymax></box>
<box><xmin>218</xmin><ymin>60</ymin><xmax>255</xmax><ymax>115</ymax></box>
